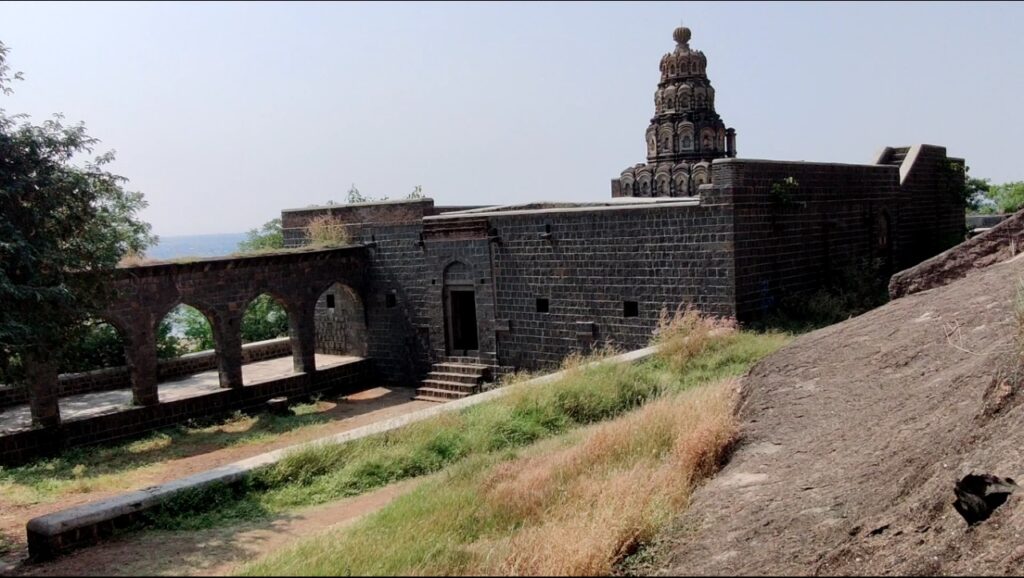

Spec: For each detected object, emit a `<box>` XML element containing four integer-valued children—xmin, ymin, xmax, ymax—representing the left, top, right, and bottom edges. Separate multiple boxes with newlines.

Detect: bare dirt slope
<box><xmin>663</xmin><ymin>253</ymin><xmax>1024</xmax><ymax>576</ymax></box>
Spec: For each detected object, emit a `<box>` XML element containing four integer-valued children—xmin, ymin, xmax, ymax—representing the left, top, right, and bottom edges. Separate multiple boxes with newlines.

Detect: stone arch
<box><xmin>701</xmin><ymin>128</ymin><xmax>716</xmax><ymax>151</ymax></box>
<box><xmin>638</xmin><ymin>172</ymin><xmax>652</xmax><ymax>197</ymax></box>
<box><xmin>155</xmin><ymin>301</ymin><xmax>218</xmax><ymax>358</ymax></box>
<box><xmin>620</xmin><ymin>169</ymin><xmax>636</xmax><ymax>196</ymax></box>
<box><xmin>646</xmin><ymin>127</ymin><xmax>657</xmax><ymax>157</ymax></box>
<box><xmin>691</xmin><ymin>164</ymin><xmax>709</xmax><ymax>187</ymax></box>
<box><xmin>655</xmin><ymin>171</ymin><xmax>671</xmax><ymax>197</ymax></box>
<box><xmin>237</xmin><ymin>292</ymin><xmax>294</xmax><ymax>382</ymax></box>
<box><xmin>59</xmin><ymin>315</ymin><xmax>131</xmax><ymax>375</ymax></box>
<box><xmin>443</xmin><ymin>260</ymin><xmax>474</xmax><ymax>285</ymax></box>
<box><xmin>677</xmin><ymin>85</ymin><xmax>692</xmax><ymax>110</ymax></box>
<box><xmin>441</xmin><ymin>261</ymin><xmax>481</xmax><ymax>355</ymax></box>
<box><xmin>314</xmin><ymin>281</ymin><xmax>368</xmax><ymax>362</ymax></box>
<box><xmin>676</xmin><ymin>122</ymin><xmax>694</xmax><ymax>152</ymax></box>
<box><xmin>658</xmin><ymin>125</ymin><xmax>673</xmax><ymax>155</ymax></box>
<box><xmin>672</xmin><ymin>164</ymin><xmax>691</xmax><ymax>196</ymax></box>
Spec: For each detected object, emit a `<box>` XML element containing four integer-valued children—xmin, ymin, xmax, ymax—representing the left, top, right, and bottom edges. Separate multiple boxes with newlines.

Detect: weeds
<box><xmin>304</xmin><ymin>215</ymin><xmax>351</xmax><ymax>248</ymax></box>
<box><xmin>748</xmin><ymin>257</ymin><xmax>890</xmax><ymax>332</ymax></box>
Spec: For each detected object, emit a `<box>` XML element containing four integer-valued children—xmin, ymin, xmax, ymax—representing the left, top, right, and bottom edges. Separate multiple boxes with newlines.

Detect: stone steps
<box><xmin>413</xmin><ymin>387</ymin><xmax>472</xmax><ymax>402</ymax></box>
<box><xmin>886</xmin><ymin>147</ymin><xmax>910</xmax><ymax>166</ymax></box>
<box><xmin>414</xmin><ymin>359</ymin><xmax>491</xmax><ymax>403</ymax></box>
<box><xmin>425</xmin><ymin>371</ymin><xmax>481</xmax><ymax>385</ymax></box>
<box><xmin>421</xmin><ymin>379</ymin><xmax>479</xmax><ymax>393</ymax></box>
<box><xmin>433</xmin><ymin>362</ymin><xmax>490</xmax><ymax>375</ymax></box>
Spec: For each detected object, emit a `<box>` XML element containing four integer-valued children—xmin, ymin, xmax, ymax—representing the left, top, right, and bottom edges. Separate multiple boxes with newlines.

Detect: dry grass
<box><xmin>304</xmin><ymin>215</ymin><xmax>351</xmax><ymax>248</ymax></box>
<box><xmin>117</xmin><ymin>250</ymin><xmax>155</xmax><ymax>267</ymax></box>
<box><xmin>472</xmin><ymin>379</ymin><xmax>739</xmax><ymax>575</ymax></box>
<box><xmin>654</xmin><ymin>305</ymin><xmax>738</xmax><ymax>371</ymax></box>
<box><xmin>239</xmin><ymin>377</ymin><xmax>740</xmax><ymax>576</ymax></box>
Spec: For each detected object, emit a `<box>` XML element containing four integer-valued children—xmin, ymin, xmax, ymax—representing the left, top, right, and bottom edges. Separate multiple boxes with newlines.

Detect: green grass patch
<box><xmin>0</xmin><ymin>399</ymin><xmax>336</xmax><ymax>507</ymax></box>
<box><xmin>146</xmin><ymin>328</ymin><xmax>789</xmax><ymax>532</ymax></box>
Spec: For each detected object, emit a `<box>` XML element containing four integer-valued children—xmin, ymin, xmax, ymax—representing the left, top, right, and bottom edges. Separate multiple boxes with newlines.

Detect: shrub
<box><xmin>304</xmin><ymin>215</ymin><xmax>351</xmax><ymax>248</ymax></box>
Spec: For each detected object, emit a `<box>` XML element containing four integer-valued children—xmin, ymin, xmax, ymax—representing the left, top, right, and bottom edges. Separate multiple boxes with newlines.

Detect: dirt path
<box><xmin>10</xmin><ymin>478</ymin><xmax>421</xmax><ymax>576</ymax></box>
<box><xmin>0</xmin><ymin>387</ymin><xmax>432</xmax><ymax>570</ymax></box>
<box><xmin>659</xmin><ymin>254</ymin><xmax>1024</xmax><ymax>575</ymax></box>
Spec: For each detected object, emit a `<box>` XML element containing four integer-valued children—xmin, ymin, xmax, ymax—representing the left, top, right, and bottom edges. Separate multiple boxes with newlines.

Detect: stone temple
<box><xmin>614</xmin><ymin>26</ymin><xmax>737</xmax><ymax>197</ymax></box>
<box><xmin>0</xmin><ymin>25</ymin><xmax>968</xmax><ymax>463</ymax></box>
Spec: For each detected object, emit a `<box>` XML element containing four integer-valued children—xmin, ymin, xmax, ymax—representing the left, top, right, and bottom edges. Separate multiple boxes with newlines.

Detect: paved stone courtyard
<box><xmin>0</xmin><ymin>354</ymin><xmax>358</xmax><ymax>435</ymax></box>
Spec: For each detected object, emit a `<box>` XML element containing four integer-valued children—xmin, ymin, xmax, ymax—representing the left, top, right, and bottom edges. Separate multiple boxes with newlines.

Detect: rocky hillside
<box><xmin>661</xmin><ymin>250</ymin><xmax>1024</xmax><ymax>575</ymax></box>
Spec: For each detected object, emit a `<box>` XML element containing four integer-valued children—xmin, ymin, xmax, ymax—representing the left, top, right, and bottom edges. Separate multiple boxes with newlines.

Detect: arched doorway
<box><xmin>442</xmin><ymin>261</ymin><xmax>479</xmax><ymax>356</ymax></box>
<box><xmin>314</xmin><ymin>282</ymin><xmax>368</xmax><ymax>369</ymax></box>
<box><xmin>240</xmin><ymin>293</ymin><xmax>293</xmax><ymax>384</ymax></box>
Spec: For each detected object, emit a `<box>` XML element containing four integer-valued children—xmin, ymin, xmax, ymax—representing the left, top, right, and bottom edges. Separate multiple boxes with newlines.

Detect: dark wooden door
<box><xmin>447</xmin><ymin>289</ymin><xmax>479</xmax><ymax>354</ymax></box>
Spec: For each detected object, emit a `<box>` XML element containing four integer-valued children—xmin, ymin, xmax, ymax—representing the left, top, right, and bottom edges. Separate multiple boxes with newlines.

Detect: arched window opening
<box><xmin>158</xmin><ymin>304</ymin><xmax>214</xmax><ymax>359</ymax></box>
<box><xmin>314</xmin><ymin>283</ymin><xmax>368</xmax><ymax>369</ymax></box>
<box><xmin>240</xmin><ymin>293</ymin><xmax>294</xmax><ymax>384</ymax></box>
<box><xmin>59</xmin><ymin>318</ymin><xmax>127</xmax><ymax>375</ymax></box>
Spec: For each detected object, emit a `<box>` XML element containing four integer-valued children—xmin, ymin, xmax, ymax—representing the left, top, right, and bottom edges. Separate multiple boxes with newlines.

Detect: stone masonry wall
<box><xmin>712</xmin><ymin>159</ymin><xmax>901</xmax><ymax>319</ymax></box>
<box><xmin>715</xmin><ymin>152</ymin><xmax>965</xmax><ymax>319</ymax></box>
<box><xmin>485</xmin><ymin>202</ymin><xmax>736</xmax><ymax>371</ymax></box>
<box><xmin>893</xmin><ymin>145</ymin><xmax>967</xmax><ymax>269</ymax></box>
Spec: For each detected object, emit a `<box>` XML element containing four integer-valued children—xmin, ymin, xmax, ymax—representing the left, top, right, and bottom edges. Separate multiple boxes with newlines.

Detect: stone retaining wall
<box><xmin>0</xmin><ymin>359</ymin><xmax>372</xmax><ymax>466</ymax></box>
<box><xmin>0</xmin><ymin>338</ymin><xmax>293</xmax><ymax>409</ymax></box>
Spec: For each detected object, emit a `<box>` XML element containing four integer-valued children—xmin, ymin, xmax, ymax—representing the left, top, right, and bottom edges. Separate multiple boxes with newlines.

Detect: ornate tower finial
<box><xmin>673</xmin><ymin>26</ymin><xmax>691</xmax><ymax>47</ymax></box>
<box><xmin>611</xmin><ymin>25</ymin><xmax>738</xmax><ymax>199</ymax></box>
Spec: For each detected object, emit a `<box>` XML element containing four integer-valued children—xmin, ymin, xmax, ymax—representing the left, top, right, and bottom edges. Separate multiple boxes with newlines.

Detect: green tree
<box><xmin>0</xmin><ymin>41</ymin><xmax>155</xmax><ymax>380</ymax></box>
<box><xmin>167</xmin><ymin>305</ymin><xmax>215</xmax><ymax>353</ymax></box>
<box><xmin>58</xmin><ymin>320</ymin><xmax>126</xmax><ymax>374</ymax></box>
<box><xmin>965</xmin><ymin>176</ymin><xmax>993</xmax><ymax>213</ymax></box>
<box><xmin>155</xmin><ymin>317</ymin><xmax>185</xmax><ymax>359</ymax></box>
<box><xmin>347</xmin><ymin>183</ymin><xmax>369</xmax><ymax>204</ymax></box>
<box><xmin>987</xmin><ymin>182</ymin><xmax>1024</xmax><ymax>215</ymax></box>
<box><xmin>241</xmin><ymin>295</ymin><xmax>289</xmax><ymax>343</ymax></box>
<box><xmin>237</xmin><ymin>218</ymin><xmax>283</xmax><ymax>253</ymax></box>
<box><xmin>340</xmin><ymin>183</ymin><xmax>424</xmax><ymax>205</ymax></box>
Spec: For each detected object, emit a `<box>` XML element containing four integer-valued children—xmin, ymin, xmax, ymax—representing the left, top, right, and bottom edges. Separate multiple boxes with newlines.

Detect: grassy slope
<box><xmin>144</xmin><ymin>326</ymin><xmax>787</xmax><ymax>532</ymax></box>
<box><xmin>237</xmin><ymin>315</ymin><xmax>790</xmax><ymax>575</ymax></box>
<box><xmin>240</xmin><ymin>381</ymin><xmax>740</xmax><ymax>576</ymax></box>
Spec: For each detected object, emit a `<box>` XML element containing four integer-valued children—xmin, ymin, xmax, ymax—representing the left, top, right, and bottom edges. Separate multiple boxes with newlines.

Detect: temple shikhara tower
<box><xmin>613</xmin><ymin>26</ymin><xmax>737</xmax><ymax>198</ymax></box>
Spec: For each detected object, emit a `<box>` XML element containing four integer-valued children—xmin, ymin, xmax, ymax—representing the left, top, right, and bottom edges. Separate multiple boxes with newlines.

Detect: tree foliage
<box><xmin>237</xmin><ymin>218</ymin><xmax>283</xmax><ymax>253</ymax></box>
<box><xmin>340</xmin><ymin>183</ymin><xmax>425</xmax><ymax>205</ymax></box>
<box><xmin>240</xmin><ymin>295</ymin><xmax>289</xmax><ymax>343</ymax></box>
<box><xmin>156</xmin><ymin>297</ymin><xmax>289</xmax><ymax>360</ymax></box>
<box><xmin>985</xmin><ymin>182</ymin><xmax>1024</xmax><ymax>215</ymax></box>
<box><xmin>0</xmin><ymin>41</ymin><xmax>156</xmax><ymax>380</ymax></box>
<box><xmin>59</xmin><ymin>320</ymin><xmax>126</xmax><ymax>373</ymax></box>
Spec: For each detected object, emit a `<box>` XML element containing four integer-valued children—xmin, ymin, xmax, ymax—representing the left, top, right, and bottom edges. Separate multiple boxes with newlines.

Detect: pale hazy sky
<box><xmin>1</xmin><ymin>1</ymin><xmax>1021</xmax><ymax>236</ymax></box>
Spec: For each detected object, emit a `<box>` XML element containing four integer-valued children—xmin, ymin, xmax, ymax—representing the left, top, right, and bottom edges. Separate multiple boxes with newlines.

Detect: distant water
<box><xmin>147</xmin><ymin>233</ymin><xmax>248</xmax><ymax>260</ymax></box>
